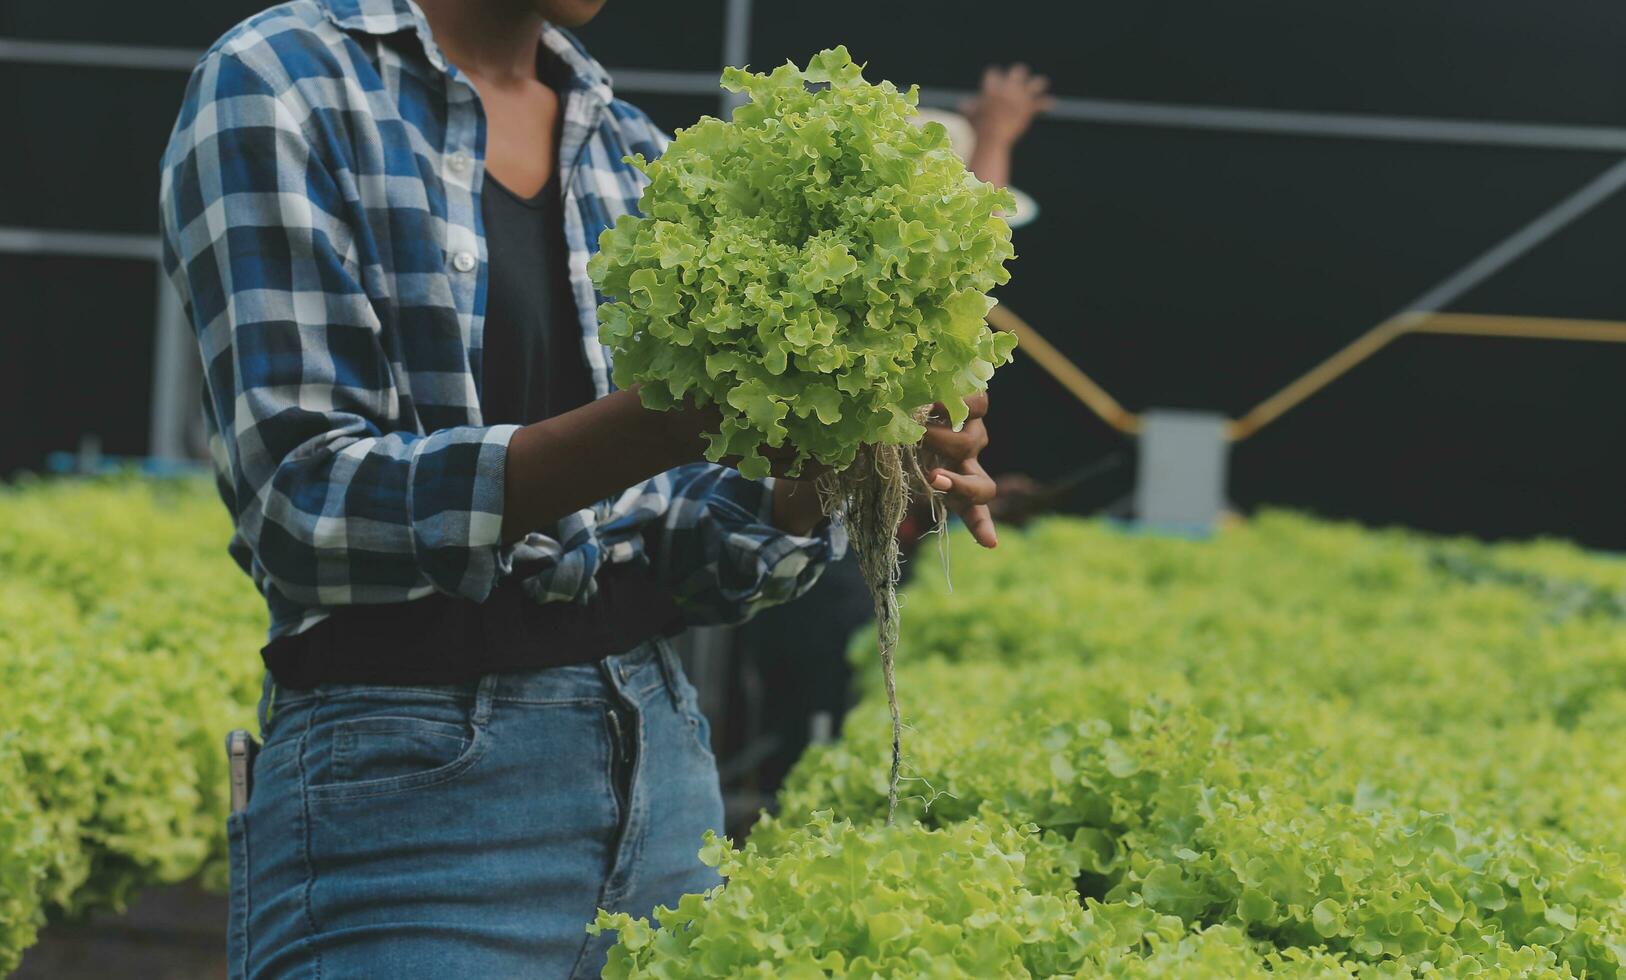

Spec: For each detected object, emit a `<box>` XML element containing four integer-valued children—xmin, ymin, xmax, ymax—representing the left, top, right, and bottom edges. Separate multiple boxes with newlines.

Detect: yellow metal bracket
<box><xmin>1225</xmin><ymin>312</ymin><xmax>1626</xmax><ymax>441</ymax></box>
<box><xmin>985</xmin><ymin>303</ymin><xmax>1141</xmax><ymax>435</ymax></box>
<box><xmin>987</xmin><ymin>304</ymin><xmax>1626</xmax><ymax>443</ymax></box>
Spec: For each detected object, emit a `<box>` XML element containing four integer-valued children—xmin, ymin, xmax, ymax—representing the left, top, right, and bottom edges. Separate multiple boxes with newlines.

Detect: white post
<box><xmin>148</xmin><ymin>263</ymin><xmax>196</xmax><ymax>460</ymax></box>
<box><xmin>1134</xmin><ymin>409</ymin><xmax>1230</xmax><ymax>530</ymax></box>
<box><xmin>719</xmin><ymin>0</ymin><xmax>752</xmax><ymax>115</ymax></box>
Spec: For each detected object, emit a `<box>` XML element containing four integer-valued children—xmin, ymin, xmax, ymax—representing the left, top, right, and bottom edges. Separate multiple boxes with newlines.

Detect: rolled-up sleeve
<box><xmin>645</xmin><ymin>463</ymin><xmax>847</xmax><ymax>625</ymax></box>
<box><xmin>159</xmin><ymin>50</ymin><xmax>519</xmax><ymax>616</ymax></box>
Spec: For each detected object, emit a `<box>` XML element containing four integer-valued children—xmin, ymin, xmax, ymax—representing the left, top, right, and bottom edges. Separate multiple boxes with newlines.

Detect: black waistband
<box><xmin>261</xmin><ymin>562</ymin><xmax>685</xmax><ymax>691</ymax></box>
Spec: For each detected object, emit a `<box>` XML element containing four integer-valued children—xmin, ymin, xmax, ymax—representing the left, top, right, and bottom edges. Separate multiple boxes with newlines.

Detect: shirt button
<box><xmin>451</xmin><ymin>251</ymin><xmax>476</xmax><ymax>273</ymax></box>
<box><xmin>448</xmin><ymin>152</ymin><xmax>470</xmax><ymax>173</ymax></box>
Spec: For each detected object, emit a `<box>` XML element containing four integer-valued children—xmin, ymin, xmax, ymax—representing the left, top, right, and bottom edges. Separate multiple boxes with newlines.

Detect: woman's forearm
<box><xmin>503</xmin><ymin>386</ymin><xmax>832</xmax><ymax>543</ymax></box>
<box><xmin>501</xmin><ymin>387</ymin><xmax>707</xmax><ymax>543</ymax></box>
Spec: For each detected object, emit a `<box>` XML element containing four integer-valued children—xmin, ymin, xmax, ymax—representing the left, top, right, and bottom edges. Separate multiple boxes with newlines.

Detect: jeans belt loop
<box><xmin>654</xmin><ymin>639</ymin><xmax>684</xmax><ymax>711</ymax></box>
<box><xmin>256</xmin><ymin>671</ymin><xmax>277</xmax><ymax>736</ymax></box>
<box><xmin>597</xmin><ymin>657</ymin><xmax>623</xmax><ymax>699</ymax></box>
<box><xmin>472</xmin><ymin>673</ymin><xmax>500</xmax><ymax>727</ymax></box>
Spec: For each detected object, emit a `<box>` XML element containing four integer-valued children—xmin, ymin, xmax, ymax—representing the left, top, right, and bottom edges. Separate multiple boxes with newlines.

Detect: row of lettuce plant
<box><xmin>0</xmin><ymin>477</ymin><xmax>265</xmax><ymax>972</ymax></box>
<box><xmin>5</xmin><ymin>478</ymin><xmax>1624</xmax><ymax>976</ymax></box>
<box><xmin>596</xmin><ymin>514</ymin><xmax>1626</xmax><ymax>978</ymax></box>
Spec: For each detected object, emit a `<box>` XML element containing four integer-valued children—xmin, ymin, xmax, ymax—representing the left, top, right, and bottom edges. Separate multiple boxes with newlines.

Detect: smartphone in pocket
<box><xmin>227</xmin><ymin>729</ymin><xmax>260</xmax><ymax>814</ymax></box>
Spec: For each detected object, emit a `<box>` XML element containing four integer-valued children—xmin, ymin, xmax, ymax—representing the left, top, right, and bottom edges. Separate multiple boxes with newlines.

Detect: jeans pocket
<box><xmin>683</xmin><ymin>704</ymin><xmax>715</xmax><ymax>758</ymax></box>
<box><xmin>662</xmin><ymin>655</ymin><xmax>715</xmax><ymax>759</ymax></box>
<box><xmin>226</xmin><ymin>812</ymin><xmax>250</xmax><ymax>980</ymax></box>
<box><xmin>307</xmin><ymin>714</ymin><xmax>486</xmax><ymax>804</ymax></box>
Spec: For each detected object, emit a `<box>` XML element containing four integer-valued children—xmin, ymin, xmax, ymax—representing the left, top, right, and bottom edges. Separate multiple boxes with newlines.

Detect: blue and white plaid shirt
<box><xmin>159</xmin><ymin>0</ymin><xmax>843</xmax><ymax>640</ymax></box>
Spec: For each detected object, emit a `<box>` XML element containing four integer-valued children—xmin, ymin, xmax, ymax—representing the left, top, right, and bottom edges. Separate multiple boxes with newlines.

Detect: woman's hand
<box><xmin>921</xmin><ymin>393</ymin><xmax>998</xmax><ymax>548</ymax></box>
<box><xmin>684</xmin><ymin>394</ymin><xmax>997</xmax><ymax>546</ymax></box>
<box><xmin>767</xmin><ymin>394</ymin><xmax>1000</xmax><ymax>546</ymax></box>
<box><xmin>704</xmin><ymin>426</ymin><xmax>830</xmax><ymax>537</ymax></box>
<box><xmin>770</xmin><ymin>468</ymin><xmax>826</xmax><ymax>537</ymax></box>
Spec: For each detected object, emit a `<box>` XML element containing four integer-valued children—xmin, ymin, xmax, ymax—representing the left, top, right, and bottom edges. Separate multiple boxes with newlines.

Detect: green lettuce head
<box><xmin>589</xmin><ymin>46</ymin><xmax>1018</xmax><ymax>479</ymax></box>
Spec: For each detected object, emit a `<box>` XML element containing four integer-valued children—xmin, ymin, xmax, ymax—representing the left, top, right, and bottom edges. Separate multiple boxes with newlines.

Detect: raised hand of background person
<box><xmin>960</xmin><ymin>64</ymin><xmax>1056</xmax><ymax>188</ymax></box>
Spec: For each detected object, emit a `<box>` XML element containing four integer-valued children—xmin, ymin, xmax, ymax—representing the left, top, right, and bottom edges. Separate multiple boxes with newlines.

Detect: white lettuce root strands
<box><xmin>815</xmin><ymin>422</ymin><xmax>942</xmax><ymax>823</ymax></box>
<box><xmin>589</xmin><ymin>48</ymin><xmax>1017</xmax><ymax>823</ymax></box>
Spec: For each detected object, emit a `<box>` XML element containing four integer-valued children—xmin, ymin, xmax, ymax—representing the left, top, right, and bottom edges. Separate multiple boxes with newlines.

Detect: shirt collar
<box><xmin>317</xmin><ymin>0</ymin><xmax>420</xmax><ymax>36</ymax></box>
<box><xmin>538</xmin><ymin>22</ymin><xmax>613</xmax><ymax>95</ymax></box>
<box><xmin>316</xmin><ymin>0</ymin><xmax>614</xmax><ymax>96</ymax></box>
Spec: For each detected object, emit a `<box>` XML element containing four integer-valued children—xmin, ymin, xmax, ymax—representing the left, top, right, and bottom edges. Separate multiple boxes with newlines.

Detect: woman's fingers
<box><xmin>960</xmin><ymin>504</ymin><xmax>998</xmax><ymax>549</ymax></box>
<box><xmin>922</xmin><ymin>416</ymin><xmax>988</xmax><ymax>460</ymax></box>
<box><xmin>918</xmin><ymin>393</ymin><xmax>997</xmax><ymax>547</ymax></box>
<box><xmin>929</xmin><ymin>459</ymin><xmax>997</xmax><ymax>507</ymax></box>
<box><xmin>929</xmin><ymin>463</ymin><xmax>1000</xmax><ymax>549</ymax></box>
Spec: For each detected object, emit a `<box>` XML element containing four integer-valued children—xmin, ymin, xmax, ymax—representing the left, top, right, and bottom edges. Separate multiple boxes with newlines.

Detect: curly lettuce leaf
<box><xmin>590</xmin><ymin>47</ymin><xmax>1017</xmax><ymax>478</ymax></box>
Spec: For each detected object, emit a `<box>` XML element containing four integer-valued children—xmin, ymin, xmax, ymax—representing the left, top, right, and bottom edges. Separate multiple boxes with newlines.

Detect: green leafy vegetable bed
<box><xmin>6</xmin><ymin>478</ymin><xmax>1626</xmax><ymax>977</ymax></box>
<box><xmin>0</xmin><ymin>477</ymin><xmax>265</xmax><ymax>973</ymax></box>
<box><xmin>597</xmin><ymin>515</ymin><xmax>1626</xmax><ymax>978</ymax></box>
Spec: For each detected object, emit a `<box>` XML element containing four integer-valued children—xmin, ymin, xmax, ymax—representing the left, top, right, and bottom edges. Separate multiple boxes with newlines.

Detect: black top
<box><xmin>261</xmin><ymin>147</ymin><xmax>683</xmax><ymax>691</ymax></box>
<box><xmin>480</xmin><ymin>172</ymin><xmax>596</xmax><ymax>426</ymax></box>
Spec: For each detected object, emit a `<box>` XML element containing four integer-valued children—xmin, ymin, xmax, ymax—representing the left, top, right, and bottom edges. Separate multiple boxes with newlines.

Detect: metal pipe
<box><xmin>974</xmin><ymin>93</ymin><xmax>1626</xmax><ymax>154</ymax></box>
<box><xmin>0</xmin><ymin>226</ymin><xmax>160</xmax><ymax>261</ymax></box>
<box><xmin>13</xmin><ymin>36</ymin><xmax>1626</xmax><ymax>152</ymax></box>
<box><xmin>0</xmin><ymin>37</ymin><xmax>198</xmax><ymax>71</ymax></box>
<box><xmin>986</xmin><ymin>303</ymin><xmax>1140</xmax><ymax>435</ymax></box>
<box><xmin>609</xmin><ymin>68</ymin><xmax>724</xmax><ymax>97</ymax></box>
<box><xmin>1228</xmin><ymin>156</ymin><xmax>1626</xmax><ymax>441</ymax></box>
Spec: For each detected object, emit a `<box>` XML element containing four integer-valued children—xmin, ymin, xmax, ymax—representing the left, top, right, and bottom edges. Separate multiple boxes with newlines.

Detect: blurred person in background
<box><xmin>958</xmin><ymin>62</ymin><xmax>1053</xmax><ymax>212</ymax></box>
<box><xmin>157</xmin><ymin>0</ymin><xmax>997</xmax><ymax>976</ymax></box>
<box><xmin>740</xmin><ymin>62</ymin><xmax>1051</xmax><ymax>795</ymax></box>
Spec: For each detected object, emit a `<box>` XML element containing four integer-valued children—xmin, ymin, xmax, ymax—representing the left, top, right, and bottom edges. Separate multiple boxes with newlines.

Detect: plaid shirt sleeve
<box><xmin>160</xmin><ymin>50</ymin><xmax>519</xmax><ymax>611</ymax></box>
<box><xmin>642</xmin><ymin>464</ymin><xmax>847</xmax><ymax>626</ymax></box>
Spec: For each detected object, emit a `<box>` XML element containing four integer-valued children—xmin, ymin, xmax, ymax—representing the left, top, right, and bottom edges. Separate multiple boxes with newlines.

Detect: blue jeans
<box><xmin>228</xmin><ymin>639</ymin><xmax>724</xmax><ymax>979</ymax></box>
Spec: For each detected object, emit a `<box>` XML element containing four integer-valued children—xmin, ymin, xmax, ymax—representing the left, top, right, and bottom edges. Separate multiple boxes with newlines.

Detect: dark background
<box><xmin>5</xmin><ymin>0</ymin><xmax>1625</xmax><ymax>546</ymax></box>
